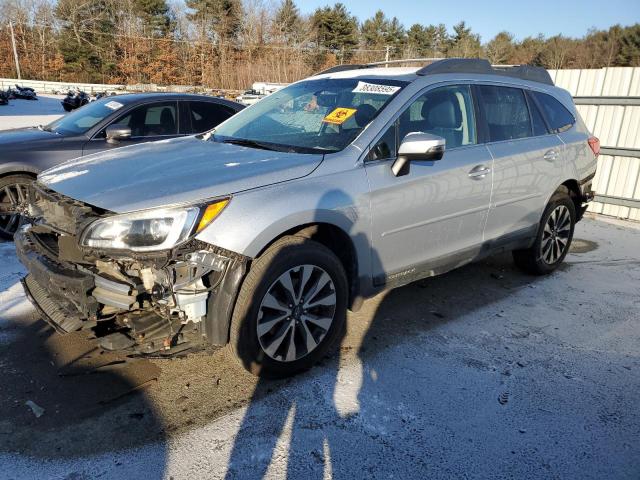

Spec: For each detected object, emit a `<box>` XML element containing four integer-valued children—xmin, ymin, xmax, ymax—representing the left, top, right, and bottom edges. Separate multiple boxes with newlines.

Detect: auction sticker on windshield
<box><xmin>323</xmin><ymin>107</ymin><xmax>357</xmax><ymax>125</ymax></box>
<box><xmin>352</xmin><ymin>81</ymin><xmax>401</xmax><ymax>95</ymax></box>
<box><xmin>105</xmin><ymin>101</ymin><xmax>124</xmax><ymax>110</ymax></box>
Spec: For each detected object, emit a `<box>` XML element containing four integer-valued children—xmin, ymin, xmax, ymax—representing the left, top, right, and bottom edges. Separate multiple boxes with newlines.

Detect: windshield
<box><xmin>46</xmin><ymin>98</ymin><xmax>125</xmax><ymax>135</ymax></box>
<box><xmin>213</xmin><ymin>78</ymin><xmax>408</xmax><ymax>153</ymax></box>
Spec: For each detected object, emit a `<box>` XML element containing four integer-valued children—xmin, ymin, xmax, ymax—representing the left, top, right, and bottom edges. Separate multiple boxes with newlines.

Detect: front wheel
<box><xmin>229</xmin><ymin>236</ymin><xmax>348</xmax><ymax>378</ymax></box>
<box><xmin>513</xmin><ymin>190</ymin><xmax>576</xmax><ymax>275</ymax></box>
<box><xmin>0</xmin><ymin>174</ymin><xmax>34</xmax><ymax>240</ymax></box>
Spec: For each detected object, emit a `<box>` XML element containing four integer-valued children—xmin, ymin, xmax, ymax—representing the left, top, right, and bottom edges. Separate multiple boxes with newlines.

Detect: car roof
<box><xmin>313</xmin><ymin>67</ymin><xmax>420</xmax><ymax>83</ymax></box>
<box><xmin>102</xmin><ymin>92</ymin><xmax>242</xmax><ymax>108</ymax></box>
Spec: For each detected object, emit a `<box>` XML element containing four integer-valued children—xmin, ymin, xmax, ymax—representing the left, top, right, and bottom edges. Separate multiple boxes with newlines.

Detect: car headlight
<box><xmin>80</xmin><ymin>199</ymin><xmax>229</xmax><ymax>252</ymax></box>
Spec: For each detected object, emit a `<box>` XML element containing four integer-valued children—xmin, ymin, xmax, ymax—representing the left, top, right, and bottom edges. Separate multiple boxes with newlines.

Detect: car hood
<box><xmin>0</xmin><ymin>127</ymin><xmax>61</xmax><ymax>147</ymax></box>
<box><xmin>38</xmin><ymin>136</ymin><xmax>324</xmax><ymax>213</ymax></box>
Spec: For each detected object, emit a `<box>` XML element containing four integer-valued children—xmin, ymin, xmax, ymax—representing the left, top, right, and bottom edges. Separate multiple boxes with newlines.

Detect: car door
<box><xmin>82</xmin><ymin>100</ymin><xmax>180</xmax><ymax>155</ymax></box>
<box><xmin>478</xmin><ymin>85</ymin><xmax>563</xmax><ymax>242</ymax></box>
<box><xmin>184</xmin><ymin>100</ymin><xmax>239</xmax><ymax>134</ymax></box>
<box><xmin>365</xmin><ymin>84</ymin><xmax>493</xmax><ymax>287</ymax></box>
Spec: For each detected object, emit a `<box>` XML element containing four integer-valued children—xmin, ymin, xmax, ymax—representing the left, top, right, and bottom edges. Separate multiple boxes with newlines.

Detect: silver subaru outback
<box><xmin>15</xmin><ymin>59</ymin><xmax>598</xmax><ymax>377</ymax></box>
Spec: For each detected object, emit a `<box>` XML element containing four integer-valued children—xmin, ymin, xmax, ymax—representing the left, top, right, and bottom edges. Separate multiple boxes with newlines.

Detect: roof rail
<box><xmin>367</xmin><ymin>57</ymin><xmax>444</xmax><ymax>66</ymax></box>
<box><xmin>316</xmin><ymin>58</ymin><xmax>443</xmax><ymax>76</ymax></box>
<box><xmin>416</xmin><ymin>58</ymin><xmax>554</xmax><ymax>85</ymax></box>
<box><xmin>316</xmin><ymin>64</ymin><xmax>373</xmax><ymax>75</ymax></box>
<box><xmin>316</xmin><ymin>58</ymin><xmax>554</xmax><ymax>86</ymax></box>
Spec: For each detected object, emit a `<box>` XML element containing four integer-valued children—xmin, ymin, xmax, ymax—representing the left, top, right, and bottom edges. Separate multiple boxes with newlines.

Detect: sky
<box><xmin>296</xmin><ymin>0</ymin><xmax>640</xmax><ymax>42</ymax></box>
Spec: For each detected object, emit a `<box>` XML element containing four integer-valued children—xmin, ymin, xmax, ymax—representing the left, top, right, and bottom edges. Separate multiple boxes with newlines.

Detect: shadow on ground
<box><xmin>0</xmin><ymin>240</ymin><xmax>167</xmax><ymax>470</ymax></box>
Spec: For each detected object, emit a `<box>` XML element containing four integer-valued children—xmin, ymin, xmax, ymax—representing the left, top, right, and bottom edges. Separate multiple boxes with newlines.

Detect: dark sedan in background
<box><xmin>0</xmin><ymin>93</ymin><xmax>244</xmax><ymax>239</ymax></box>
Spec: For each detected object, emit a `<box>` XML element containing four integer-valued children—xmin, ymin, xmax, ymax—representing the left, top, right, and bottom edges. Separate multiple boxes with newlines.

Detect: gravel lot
<box><xmin>1</xmin><ymin>217</ymin><xmax>638</xmax><ymax>479</ymax></box>
<box><xmin>0</xmin><ymin>102</ymin><xmax>638</xmax><ymax>479</ymax></box>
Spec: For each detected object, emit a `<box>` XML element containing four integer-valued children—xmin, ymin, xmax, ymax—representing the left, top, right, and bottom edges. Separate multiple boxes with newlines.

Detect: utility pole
<box><xmin>9</xmin><ymin>21</ymin><xmax>21</xmax><ymax>80</ymax></box>
<box><xmin>384</xmin><ymin>45</ymin><xmax>391</xmax><ymax>67</ymax></box>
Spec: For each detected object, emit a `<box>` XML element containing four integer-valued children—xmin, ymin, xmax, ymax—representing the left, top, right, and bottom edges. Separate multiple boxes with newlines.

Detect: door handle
<box><xmin>468</xmin><ymin>165</ymin><xmax>491</xmax><ymax>180</ymax></box>
<box><xmin>543</xmin><ymin>150</ymin><xmax>558</xmax><ymax>162</ymax></box>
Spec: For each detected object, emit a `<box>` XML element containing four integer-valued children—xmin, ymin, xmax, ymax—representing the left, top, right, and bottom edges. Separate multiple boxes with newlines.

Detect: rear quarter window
<box><xmin>531</xmin><ymin>92</ymin><xmax>575</xmax><ymax>134</ymax></box>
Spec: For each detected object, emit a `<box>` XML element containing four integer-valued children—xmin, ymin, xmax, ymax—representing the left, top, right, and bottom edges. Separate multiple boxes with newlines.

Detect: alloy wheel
<box><xmin>541</xmin><ymin>205</ymin><xmax>571</xmax><ymax>264</ymax></box>
<box><xmin>0</xmin><ymin>182</ymin><xmax>30</xmax><ymax>237</ymax></box>
<box><xmin>257</xmin><ymin>264</ymin><xmax>337</xmax><ymax>362</ymax></box>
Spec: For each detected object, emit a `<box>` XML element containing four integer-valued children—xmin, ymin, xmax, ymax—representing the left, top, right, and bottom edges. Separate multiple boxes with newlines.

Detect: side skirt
<box><xmin>373</xmin><ymin>225</ymin><xmax>537</xmax><ymax>291</ymax></box>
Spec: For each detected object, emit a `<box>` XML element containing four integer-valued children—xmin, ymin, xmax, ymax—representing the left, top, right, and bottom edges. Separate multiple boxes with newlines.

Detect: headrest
<box><xmin>355</xmin><ymin>104</ymin><xmax>376</xmax><ymax>127</ymax></box>
<box><xmin>160</xmin><ymin>108</ymin><xmax>174</xmax><ymax>124</ymax></box>
<box><xmin>421</xmin><ymin>90</ymin><xmax>462</xmax><ymax>129</ymax></box>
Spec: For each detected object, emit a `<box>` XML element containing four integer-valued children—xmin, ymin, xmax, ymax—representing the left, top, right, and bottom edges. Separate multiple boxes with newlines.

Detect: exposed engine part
<box><xmin>174</xmin><ymin>290</ymin><xmax>209</xmax><ymax>322</ymax></box>
<box><xmin>173</xmin><ymin>250</ymin><xmax>229</xmax><ymax>290</ymax></box>
<box><xmin>140</xmin><ymin>268</ymin><xmax>155</xmax><ymax>292</ymax></box>
<box><xmin>91</xmin><ymin>275</ymin><xmax>138</xmax><ymax>310</ymax></box>
<box><xmin>16</xmin><ymin>188</ymin><xmax>250</xmax><ymax>356</ymax></box>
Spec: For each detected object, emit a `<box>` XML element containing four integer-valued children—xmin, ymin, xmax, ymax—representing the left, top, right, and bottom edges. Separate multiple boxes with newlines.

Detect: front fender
<box><xmin>0</xmin><ymin>162</ymin><xmax>40</xmax><ymax>177</ymax></box>
<box><xmin>194</xmin><ymin>166</ymin><xmax>373</xmax><ymax>282</ymax></box>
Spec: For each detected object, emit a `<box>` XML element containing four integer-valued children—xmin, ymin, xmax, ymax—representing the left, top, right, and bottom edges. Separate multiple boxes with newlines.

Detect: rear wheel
<box><xmin>0</xmin><ymin>174</ymin><xmax>33</xmax><ymax>240</ymax></box>
<box><xmin>513</xmin><ymin>190</ymin><xmax>576</xmax><ymax>275</ymax></box>
<box><xmin>229</xmin><ymin>236</ymin><xmax>348</xmax><ymax>377</ymax></box>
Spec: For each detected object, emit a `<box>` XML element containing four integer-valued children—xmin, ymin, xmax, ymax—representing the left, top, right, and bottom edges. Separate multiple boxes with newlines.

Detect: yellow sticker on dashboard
<box><xmin>323</xmin><ymin>107</ymin><xmax>357</xmax><ymax>125</ymax></box>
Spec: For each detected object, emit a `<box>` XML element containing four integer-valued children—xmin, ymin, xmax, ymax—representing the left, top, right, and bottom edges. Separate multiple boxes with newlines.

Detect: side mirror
<box><xmin>391</xmin><ymin>132</ymin><xmax>446</xmax><ymax>177</ymax></box>
<box><xmin>105</xmin><ymin>124</ymin><xmax>132</xmax><ymax>143</ymax></box>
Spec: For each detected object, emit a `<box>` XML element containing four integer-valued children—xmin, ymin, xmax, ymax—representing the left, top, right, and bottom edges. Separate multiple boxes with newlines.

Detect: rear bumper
<box><xmin>15</xmin><ymin>227</ymin><xmax>97</xmax><ymax>332</ymax></box>
<box><xmin>577</xmin><ymin>172</ymin><xmax>596</xmax><ymax>220</ymax></box>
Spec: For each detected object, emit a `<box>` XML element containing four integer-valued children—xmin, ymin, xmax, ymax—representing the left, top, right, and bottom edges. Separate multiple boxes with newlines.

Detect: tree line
<box><xmin>1</xmin><ymin>0</ymin><xmax>639</xmax><ymax>90</ymax></box>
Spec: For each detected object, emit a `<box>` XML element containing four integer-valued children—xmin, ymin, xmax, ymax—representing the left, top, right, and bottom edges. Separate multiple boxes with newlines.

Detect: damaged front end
<box><xmin>16</xmin><ymin>184</ymin><xmax>247</xmax><ymax>355</ymax></box>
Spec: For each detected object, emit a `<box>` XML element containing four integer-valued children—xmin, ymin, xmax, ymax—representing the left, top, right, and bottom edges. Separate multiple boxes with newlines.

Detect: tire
<box><xmin>229</xmin><ymin>236</ymin><xmax>348</xmax><ymax>378</ymax></box>
<box><xmin>62</xmin><ymin>103</ymin><xmax>72</xmax><ymax>112</ymax></box>
<box><xmin>0</xmin><ymin>174</ymin><xmax>34</xmax><ymax>240</ymax></box>
<box><xmin>513</xmin><ymin>189</ymin><xmax>576</xmax><ymax>275</ymax></box>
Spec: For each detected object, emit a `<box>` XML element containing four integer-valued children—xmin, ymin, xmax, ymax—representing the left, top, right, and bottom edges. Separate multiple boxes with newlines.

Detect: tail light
<box><xmin>588</xmin><ymin>136</ymin><xmax>600</xmax><ymax>157</ymax></box>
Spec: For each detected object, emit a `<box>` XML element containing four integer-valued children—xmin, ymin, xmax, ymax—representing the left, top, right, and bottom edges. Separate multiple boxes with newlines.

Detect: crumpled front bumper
<box><xmin>15</xmin><ymin>226</ymin><xmax>97</xmax><ymax>333</ymax></box>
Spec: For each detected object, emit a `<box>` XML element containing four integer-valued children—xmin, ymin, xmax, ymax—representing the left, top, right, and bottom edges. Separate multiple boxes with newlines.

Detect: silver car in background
<box><xmin>15</xmin><ymin>59</ymin><xmax>598</xmax><ymax>377</ymax></box>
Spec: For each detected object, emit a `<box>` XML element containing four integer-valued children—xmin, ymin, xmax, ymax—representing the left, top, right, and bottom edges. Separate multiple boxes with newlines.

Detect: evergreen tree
<box><xmin>361</xmin><ymin>10</ymin><xmax>388</xmax><ymax>48</ymax></box>
<box><xmin>448</xmin><ymin>21</ymin><xmax>481</xmax><ymax>57</ymax></box>
<box><xmin>385</xmin><ymin>17</ymin><xmax>405</xmax><ymax>55</ymax></box>
<box><xmin>311</xmin><ymin>3</ymin><xmax>358</xmax><ymax>59</ymax></box>
<box><xmin>134</xmin><ymin>0</ymin><xmax>172</xmax><ymax>36</ymax></box>
<box><xmin>55</xmin><ymin>0</ymin><xmax>117</xmax><ymax>82</ymax></box>
<box><xmin>274</xmin><ymin>0</ymin><xmax>303</xmax><ymax>45</ymax></box>
<box><xmin>185</xmin><ymin>0</ymin><xmax>243</xmax><ymax>41</ymax></box>
<box><xmin>618</xmin><ymin>24</ymin><xmax>640</xmax><ymax>66</ymax></box>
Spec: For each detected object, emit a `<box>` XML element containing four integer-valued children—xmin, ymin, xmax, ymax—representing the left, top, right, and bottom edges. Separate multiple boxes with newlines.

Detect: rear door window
<box><xmin>187</xmin><ymin>101</ymin><xmax>236</xmax><ymax>134</ymax></box>
<box><xmin>478</xmin><ymin>85</ymin><xmax>532</xmax><ymax>142</ymax></box>
<box><xmin>531</xmin><ymin>91</ymin><xmax>575</xmax><ymax>133</ymax></box>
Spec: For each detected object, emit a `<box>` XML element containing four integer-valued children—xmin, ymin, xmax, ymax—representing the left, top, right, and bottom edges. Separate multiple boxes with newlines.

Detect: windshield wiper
<box><xmin>218</xmin><ymin>136</ymin><xmax>331</xmax><ymax>154</ymax></box>
<box><xmin>221</xmin><ymin>138</ymin><xmax>279</xmax><ymax>151</ymax></box>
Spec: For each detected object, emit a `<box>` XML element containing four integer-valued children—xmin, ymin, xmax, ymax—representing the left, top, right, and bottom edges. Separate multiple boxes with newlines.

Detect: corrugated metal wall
<box><xmin>549</xmin><ymin>67</ymin><xmax>640</xmax><ymax>221</ymax></box>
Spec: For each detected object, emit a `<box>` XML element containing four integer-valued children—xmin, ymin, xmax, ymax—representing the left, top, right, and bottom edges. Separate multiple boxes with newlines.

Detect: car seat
<box><xmin>420</xmin><ymin>90</ymin><xmax>463</xmax><ymax>148</ymax></box>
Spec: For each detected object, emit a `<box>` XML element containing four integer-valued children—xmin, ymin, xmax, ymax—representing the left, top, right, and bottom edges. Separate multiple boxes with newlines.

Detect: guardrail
<box><xmin>0</xmin><ymin>78</ymin><xmax>127</xmax><ymax>94</ymax></box>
